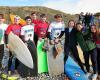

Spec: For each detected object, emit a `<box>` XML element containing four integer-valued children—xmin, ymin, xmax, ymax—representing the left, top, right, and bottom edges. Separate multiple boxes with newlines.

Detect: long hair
<box><xmin>68</xmin><ymin>20</ymin><xmax>76</xmax><ymax>28</ymax></box>
<box><xmin>91</xmin><ymin>24</ymin><xmax>100</xmax><ymax>39</ymax></box>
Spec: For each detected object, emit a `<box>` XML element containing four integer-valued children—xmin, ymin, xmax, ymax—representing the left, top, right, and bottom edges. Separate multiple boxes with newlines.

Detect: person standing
<box><xmin>90</xmin><ymin>25</ymin><xmax>100</xmax><ymax>80</ymax></box>
<box><xmin>0</xmin><ymin>14</ymin><xmax>8</xmax><ymax>68</ymax></box>
<box><xmin>59</xmin><ymin>20</ymin><xmax>86</xmax><ymax>74</ymax></box>
<box><xmin>5</xmin><ymin>16</ymin><xmax>21</xmax><ymax>75</ymax></box>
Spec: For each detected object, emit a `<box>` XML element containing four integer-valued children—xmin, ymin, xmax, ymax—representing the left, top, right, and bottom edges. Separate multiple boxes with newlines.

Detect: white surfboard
<box><xmin>8</xmin><ymin>32</ymin><xmax>34</xmax><ymax>69</ymax></box>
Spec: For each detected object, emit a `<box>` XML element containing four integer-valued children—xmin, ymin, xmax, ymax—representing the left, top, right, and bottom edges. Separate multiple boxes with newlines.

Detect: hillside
<box><xmin>0</xmin><ymin>6</ymin><xmax>77</xmax><ymax>24</ymax></box>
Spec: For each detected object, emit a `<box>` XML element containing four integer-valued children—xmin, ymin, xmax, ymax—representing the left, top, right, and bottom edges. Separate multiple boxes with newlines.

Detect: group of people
<box><xmin>0</xmin><ymin>12</ymin><xmax>100</xmax><ymax>80</ymax></box>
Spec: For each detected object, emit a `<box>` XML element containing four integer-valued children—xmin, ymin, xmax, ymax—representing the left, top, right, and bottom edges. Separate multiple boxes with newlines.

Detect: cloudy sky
<box><xmin>0</xmin><ymin>0</ymin><xmax>100</xmax><ymax>14</ymax></box>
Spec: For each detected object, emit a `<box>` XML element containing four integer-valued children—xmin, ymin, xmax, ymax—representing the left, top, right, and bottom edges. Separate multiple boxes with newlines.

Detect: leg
<box><xmin>83</xmin><ymin>51</ymin><xmax>90</xmax><ymax>72</ymax></box>
<box><xmin>15</xmin><ymin>58</ymin><xmax>19</xmax><ymax>70</ymax></box>
<box><xmin>8</xmin><ymin>51</ymin><xmax>13</xmax><ymax>71</ymax></box>
<box><xmin>0</xmin><ymin>44</ymin><xmax>4</xmax><ymax>67</ymax></box>
<box><xmin>64</xmin><ymin>46</ymin><xmax>70</xmax><ymax>64</ymax></box>
<box><xmin>64</xmin><ymin>46</ymin><xmax>70</xmax><ymax>74</ymax></box>
<box><xmin>90</xmin><ymin>48</ymin><xmax>97</xmax><ymax>74</ymax></box>
<box><xmin>71</xmin><ymin>46</ymin><xmax>86</xmax><ymax>73</ymax></box>
<box><xmin>97</xmin><ymin>48</ymin><xmax>100</xmax><ymax>75</ymax></box>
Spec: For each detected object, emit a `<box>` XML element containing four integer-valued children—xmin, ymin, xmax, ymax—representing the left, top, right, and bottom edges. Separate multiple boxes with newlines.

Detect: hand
<box><xmin>39</xmin><ymin>37</ymin><xmax>42</xmax><ymax>41</ymax></box>
<box><xmin>55</xmin><ymin>38</ymin><xmax>60</xmax><ymax>44</ymax></box>
<box><xmin>25</xmin><ymin>43</ymin><xmax>28</xmax><ymax>46</ymax></box>
<box><xmin>50</xmin><ymin>40</ymin><xmax>54</xmax><ymax>45</ymax></box>
<box><xmin>6</xmin><ymin>44</ymin><xmax>10</xmax><ymax>49</ymax></box>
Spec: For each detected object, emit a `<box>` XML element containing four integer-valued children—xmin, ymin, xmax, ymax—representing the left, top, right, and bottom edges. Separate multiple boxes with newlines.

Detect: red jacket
<box><xmin>6</xmin><ymin>24</ymin><xmax>21</xmax><ymax>36</ymax></box>
<box><xmin>35</xmin><ymin>20</ymin><xmax>49</xmax><ymax>38</ymax></box>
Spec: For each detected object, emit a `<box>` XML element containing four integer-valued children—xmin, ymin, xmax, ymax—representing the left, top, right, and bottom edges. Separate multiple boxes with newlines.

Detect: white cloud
<box><xmin>42</xmin><ymin>0</ymin><xmax>100</xmax><ymax>14</ymax></box>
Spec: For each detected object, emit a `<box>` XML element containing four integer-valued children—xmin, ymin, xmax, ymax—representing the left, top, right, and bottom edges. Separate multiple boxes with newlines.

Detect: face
<box><xmin>76</xmin><ymin>24</ymin><xmax>83</xmax><ymax>31</ymax></box>
<box><xmin>31</xmin><ymin>14</ymin><xmax>37</xmax><ymax>19</ymax></box>
<box><xmin>41</xmin><ymin>17</ymin><xmax>47</xmax><ymax>22</ymax></box>
<box><xmin>26</xmin><ymin>19</ymin><xmax>32</xmax><ymax>25</ymax></box>
<box><xmin>0</xmin><ymin>16</ymin><xmax>4</xmax><ymax>24</ymax></box>
<box><xmin>91</xmin><ymin>26</ymin><xmax>97</xmax><ymax>33</ymax></box>
<box><xmin>14</xmin><ymin>17</ymin><xmax>20</xmax><ymax>24</ymax></box>
<box><xmin>55</xmin><ymin>17</ymin><xmax>62</xmax><ymax>22</ymax></box>
<box><xmin>68</xmin><ymin>21</ymin><xmax>75</xmax><ymax>27</ymax></box>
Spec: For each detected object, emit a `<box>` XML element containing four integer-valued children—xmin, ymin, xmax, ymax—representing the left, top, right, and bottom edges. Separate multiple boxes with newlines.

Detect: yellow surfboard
<box><xmin>10</xmin><ymin>14</ymin><xmax>26</xmax><ymax>25</ymax></box>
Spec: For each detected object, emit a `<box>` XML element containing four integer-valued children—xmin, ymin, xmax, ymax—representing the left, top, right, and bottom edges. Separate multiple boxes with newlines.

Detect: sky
<box><xmin>0</xmin><ymin>0</ymin><xmax>100</xmax><ymax>14</ymax></box>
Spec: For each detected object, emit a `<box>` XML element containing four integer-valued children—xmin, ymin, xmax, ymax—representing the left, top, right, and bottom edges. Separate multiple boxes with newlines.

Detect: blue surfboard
<box><xmin>65</xmin><ymin>56</ymin><xmax>89</xmax><ymax>80</ymax></box>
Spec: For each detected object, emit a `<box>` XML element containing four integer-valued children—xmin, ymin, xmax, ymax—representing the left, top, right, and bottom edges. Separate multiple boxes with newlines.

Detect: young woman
<box><xmin>76</xmin><ymin>23</ymin><xmax>98</xmax><ymax>80</ymax></box>
<box><xmin>59</xmin><ymin>20</ymin><xmax>86</xmax><ymax>74</ymax></box>
<box><xmin>90</xmin><ymin>25</ymin><xmax>100</xmax><ymax>79</ymax></box>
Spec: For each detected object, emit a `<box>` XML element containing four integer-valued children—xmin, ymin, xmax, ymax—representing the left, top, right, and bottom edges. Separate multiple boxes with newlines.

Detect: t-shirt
<box><xmin>69</xmin><ymin>27</ymin><xmax>73</xmax><ymax>32</ymax></box>
<box><xmin>6</xmin><ymin>24</ymin><xmax>21</xmax><ymax>36</ymax></box>
<box><xmin>36</xmin><ymin>21</ymin><xmax>49</xmax><ymax>38</ymax></box>
<box><xmin>48</xmin><ymin>21</ymin><xmax>65</xmax><ymax>40</ymax></box>
<box><xmin>0</xmin><ymin>23</ymin><xmax>8</xmax><ymax>44</ymax></box>
<box><xmin>21</xmin><ymin>24</ymin><xmax>34</xmax><ymax>41</ymax></box>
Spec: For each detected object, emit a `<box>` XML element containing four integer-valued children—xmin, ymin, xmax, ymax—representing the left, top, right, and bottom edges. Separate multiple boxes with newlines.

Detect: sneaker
<box><xmin>86</xmin><ymin>73</ymin><xmax>91</xmax><ymax>79</ymax></box>
<box><xmin>92</xmin><ymin>74</ymin><xmax>97</xmax><ymax>80</ymax></box>
<box><xmin>8</xmin><ymin>71</ymin><xmax>11</xmax><ymax>76</ymax></box>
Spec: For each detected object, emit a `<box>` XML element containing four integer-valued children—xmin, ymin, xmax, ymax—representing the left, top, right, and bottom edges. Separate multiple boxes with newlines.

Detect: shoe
<box><xmin>8</xmin><ymin>71</ymin><xmax>11</xmax><ymax>76</ymax></box>
<box><xmin>86</xmin><ymin>72</ymin><xmax>91</xmax><ymax>79</ymax></box>
<box><xmin>92</xmin><ymin>74</ymin><xmax>97</xmax><ymax>80</ymax></box>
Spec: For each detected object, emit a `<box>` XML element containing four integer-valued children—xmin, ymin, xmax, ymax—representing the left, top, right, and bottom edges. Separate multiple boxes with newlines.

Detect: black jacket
<box><xmin>64</xmin><ymin>28</ymin><xmax>78</xmax><ymax>47</ymax></box>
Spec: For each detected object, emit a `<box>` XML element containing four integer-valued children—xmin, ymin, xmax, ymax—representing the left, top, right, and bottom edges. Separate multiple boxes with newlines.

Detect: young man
<box><xmin>48</xmin><ymin>14</ymin><xmax>65</xmax><ymax>77</ymax></box>
<box><xmin>5</xmin><ymin>15</ymin><xmax>21</xmax><ymax>75</ymax></box>
<box><xmin>31</xmin><ymin>12</ymin><xmax>40</xmax><ymax>45</ymax></box>
<box><xmin>31</xmin><ymin>12</ymin><xmax>40</xmax><ymax>25</ymax></box>
<box><xmin>0</xmin><ymin>14</ymin><xmax>8</xmax><ymax>68</ymax></box>
<box><xmin>20</xmin><ymin>16</ymin><xmax>37</xmax><ymax>77</ymax></box>
<box><xmin>36</xmin><ymin>14</ymin><xmax>49</xmax><ymax>75</ymax></box>
<box><xmin>76</xmin><ymin>23</ymin><xmax>98</xmax><ymax>80</ymax></box>
<box><xmin>35</xmin><ymin>14</ymin><xmax>49</xmax><ymax>40</ymax></box>
<box><xmin>21</xmin><ymin>16</ymin><xmax>34</xmax><ymax>42</ymax></box>
<box><xmin>48</xmin><ymin>14</ymin><xmax>65</xmax><ymax>45</ymax></box>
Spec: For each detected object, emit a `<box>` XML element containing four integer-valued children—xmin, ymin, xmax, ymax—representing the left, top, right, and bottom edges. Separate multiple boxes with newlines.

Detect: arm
<box><xmin>4</xmin><ymin>25</ymin><xmax>12</xmax><ymax>45</ymax></box>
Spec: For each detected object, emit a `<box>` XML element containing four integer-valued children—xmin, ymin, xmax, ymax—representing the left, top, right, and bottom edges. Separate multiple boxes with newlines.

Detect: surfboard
<box><xmin>77</xmin><ymin>46</ymin><xmax>92</xmax><ymax>65</ymax></box>
<box><xmin>37</xmin><ymin>39</ymin><xmax>48</xmax><ymax>73</ymax></box>
<box><xmin>47</xmin><ymin>44</ymin><xmax>64</xmax><ymax>76</ymax></box>
<box><xmin>8</xmin><ymin>32</ymin><xmax>34</xmax><ymax>69</ymax></box>
<box><xmin>18</xmin><ymin>40</ymin><xmax>38</xmax><ymax>77</ymax></box>
<box><xmin>65</xmin><ymin>56</ymin><xmax>88</xmax><ymax>80</ymax></box>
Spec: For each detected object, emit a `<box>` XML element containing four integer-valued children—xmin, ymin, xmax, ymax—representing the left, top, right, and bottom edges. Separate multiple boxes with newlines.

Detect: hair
<box><xmin>0</xmin><ymin>14</ymin><xmax>4</xmax><ymax>19</ymax></box>
<box><xmin>40</xmin><ymin>14</ymin><xmax>47</xmax><ymax>18</ymax></box>
<box><xmin>14</xmin><ymin>15</ymin><xmax>20</xmax><ymax>19</ymax></box>
<box><xmin>76</xmin><ymin>22</ymin><xmax>82</xmax><ymax>26</ymax></box>
<box><xmin>54</xmin><ymin>14</ymin><xmax>62</xmax><ymax>19</ymax></box>
<box><xmin>25</xmin><ymin>16</ymin><xmax>32</xmax><ymax>21</ymax></box>
<box><xmin>68</xmin><ymin>19</ymin><xmax>76</xmax><ymax>27</ymax></box>
<box><xmin>91</xmin><ymin>24</ymin><xmax>100</xmax><ymax>35</ymax></box>
<box><xmin>31</xmin><ymin>12</ymin><xmax>37</xmax><ymax>16</ymax></box>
